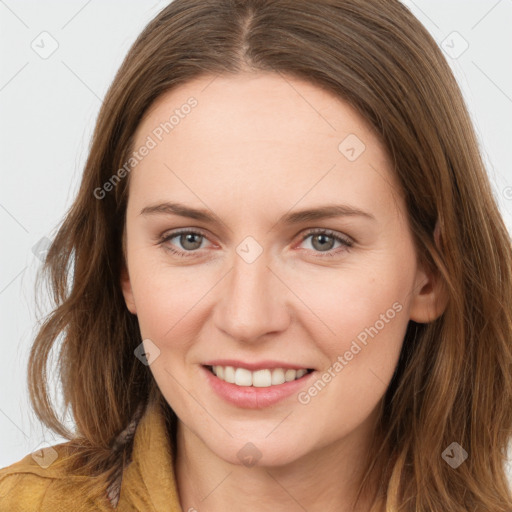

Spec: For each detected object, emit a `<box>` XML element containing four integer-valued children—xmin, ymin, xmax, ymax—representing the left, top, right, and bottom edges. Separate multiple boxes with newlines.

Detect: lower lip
<box><xmin>201</xmin><ymin>365</ymin><xmax>316</xmax><ymax>409</ymax></box>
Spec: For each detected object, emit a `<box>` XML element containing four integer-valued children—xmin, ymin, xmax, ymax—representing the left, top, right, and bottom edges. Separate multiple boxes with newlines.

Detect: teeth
<box><xmin>235</xmin><ymin>367</ymin><xmax>252</xmax><ymax>386</ymax></box>
<box><xmin>224</xmin><ymin>366</ymin><xmax>235</xmax><ymax>383</ymax></box>
<box><xmin>285</xmin><ymin>369</ymin><xmax>296</xmax><ymax>382</ymax></box>
<box><xmin>271</xmin><ymin>368</ymin><xmax>285</xmax><ymax>385</ymax></box>
<box><xmin>210</xmin><ymin>365</ymin><xmax>310</xmax><ymax>387</ymax></box>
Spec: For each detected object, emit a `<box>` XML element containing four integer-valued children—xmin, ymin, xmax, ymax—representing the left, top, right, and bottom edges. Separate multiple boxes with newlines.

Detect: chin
<box><xmin>205</xmin><ymin>437</ymin><xmax>309</xmax><ymax>468</ymax></box>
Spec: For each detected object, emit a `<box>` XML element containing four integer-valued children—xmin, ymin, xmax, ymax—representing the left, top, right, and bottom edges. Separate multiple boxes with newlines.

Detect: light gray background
<box><xmin>1</xmin><ymin>0</ymin><xmax>511</xmax><ymax>483</ymax></box>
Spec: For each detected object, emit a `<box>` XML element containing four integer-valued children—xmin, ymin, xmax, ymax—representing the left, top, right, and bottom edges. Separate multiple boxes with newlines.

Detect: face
<box><xmin>121</xmin><ymin>72</ymin><xmax>443</xmax><ymax>467</ymax></box>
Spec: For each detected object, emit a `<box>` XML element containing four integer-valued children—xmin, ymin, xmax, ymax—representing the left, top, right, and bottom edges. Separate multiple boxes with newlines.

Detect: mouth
<box><xmin>203</xmin><ymin>364</ymin><xmax>315</xmax><ymax>388</ymax></box>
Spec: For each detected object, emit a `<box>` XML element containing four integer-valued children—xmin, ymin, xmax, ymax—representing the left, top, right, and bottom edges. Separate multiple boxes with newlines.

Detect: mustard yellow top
<box><xmin>0</xmin><ymin>400</ymin><xmax>183</xmax><ymax>511</ymax></box>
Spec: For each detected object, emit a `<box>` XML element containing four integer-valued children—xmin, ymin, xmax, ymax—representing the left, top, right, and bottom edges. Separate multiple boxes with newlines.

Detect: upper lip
<box><xmin>202</xmin><ymin>359</ymin><xmax>314</xmax><ymax>371</ymax></box>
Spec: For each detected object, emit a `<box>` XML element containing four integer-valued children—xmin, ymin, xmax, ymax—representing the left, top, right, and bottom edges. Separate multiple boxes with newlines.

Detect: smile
<box><xmin>205</xmin><ymin>365</ymin><xmax>314</xmax><ymax>387</ymax></box>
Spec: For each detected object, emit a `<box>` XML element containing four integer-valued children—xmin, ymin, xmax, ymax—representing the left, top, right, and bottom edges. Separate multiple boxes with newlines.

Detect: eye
<box><xmin>298</xmin><ymin>228</ymin><xmax>353</xmax><ymax>258</ymax></box>
<box><xmin>158</xmin><ymin>229</ymin><xmax>211</xmax><ymax>258</ymax></box>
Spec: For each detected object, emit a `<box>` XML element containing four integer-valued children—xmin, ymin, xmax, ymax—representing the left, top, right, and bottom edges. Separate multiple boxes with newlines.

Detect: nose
<box><xmin>213</xmin><ymin>247</ymin><xmax>291</xmax><ymax>344</ymax></box>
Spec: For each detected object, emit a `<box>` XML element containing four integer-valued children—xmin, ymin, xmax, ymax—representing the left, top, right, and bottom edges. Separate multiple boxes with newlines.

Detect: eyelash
<box><xmin>157</xmin><ymin>228</ymin><xmax>354</xmax><ymax>259</ymax></box>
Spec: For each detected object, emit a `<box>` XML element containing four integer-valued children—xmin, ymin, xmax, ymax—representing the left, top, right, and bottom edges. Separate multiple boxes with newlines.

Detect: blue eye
<box><xmin>158</xmin><ymin>228</ymin><xmax>353</xmax><ymax>259</ymax></box>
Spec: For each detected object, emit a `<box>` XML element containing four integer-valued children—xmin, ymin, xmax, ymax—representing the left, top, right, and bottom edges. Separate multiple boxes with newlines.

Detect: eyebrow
<box><xmin>139</xmin><ymin>201</ymin><xmax>376</xmax><ymax>225</ymax></box>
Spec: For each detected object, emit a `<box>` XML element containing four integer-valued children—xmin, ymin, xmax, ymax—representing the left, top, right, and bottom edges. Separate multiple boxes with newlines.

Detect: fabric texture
<box><xmin>0</xmin><ymin>400</ymin><xmax>183</xmax><ymax>511</ymax></box>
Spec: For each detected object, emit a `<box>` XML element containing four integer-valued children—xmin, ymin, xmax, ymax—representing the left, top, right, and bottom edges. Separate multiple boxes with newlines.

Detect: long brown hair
<box><xmin>28</xmin><ymin>0</ymin><xmax>512</xmax><ymax>509</ymax></box>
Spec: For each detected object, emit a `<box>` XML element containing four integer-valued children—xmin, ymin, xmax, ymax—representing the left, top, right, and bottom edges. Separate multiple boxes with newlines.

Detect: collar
<box><xmin>114</xmin><ymin>399</ymin><xmax>183</xmax><ymax>511</ymax></box>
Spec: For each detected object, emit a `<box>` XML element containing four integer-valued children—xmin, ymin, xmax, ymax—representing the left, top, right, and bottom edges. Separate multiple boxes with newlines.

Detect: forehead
<box><xmin>135</xmin><ymin>72</ymin><xmax>378</xmax><ymax>148</ymax></box>
<box><xmin>128</xmin><ymin>72</ymin><xmax>403</xmax><ymax>222</ymax></box>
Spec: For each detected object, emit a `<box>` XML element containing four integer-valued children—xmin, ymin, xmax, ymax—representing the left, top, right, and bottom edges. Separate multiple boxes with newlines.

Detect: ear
<box><xmin>408</xmin><ymin>223</ymin><xmax>449</xmax><ymax>323</ymax></box>
<box><xmin>120</xmin><ymin>263</ymin><xmax>137</xmax><ymax>315</ymax></box>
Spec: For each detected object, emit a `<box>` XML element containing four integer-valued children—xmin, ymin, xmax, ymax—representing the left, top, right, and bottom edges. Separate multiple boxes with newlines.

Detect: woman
<box><xmin>1</xmin><ymin>0</ymin><xmax>511</xmax><ymax>510</ymax></box>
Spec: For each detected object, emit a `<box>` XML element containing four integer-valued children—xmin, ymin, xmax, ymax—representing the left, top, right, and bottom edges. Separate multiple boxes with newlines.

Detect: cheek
<box><xmin>129</xmin><ymin>259</ymin><xmax>215</xmax><ymax>344</ymax></box>
<box><xmin>289</xmin><ymin>258</ymin><xmax>411</xmax><ymax>351</ymax></box>
<box><xmin>298</xmin><ymin>283</ymin><xmax>408</xmax><ymax>430</ymax></box>
<box><xmin>312</xmin><ymin>294</ymin><xmax>408</xmax><ymax>396</ymax></box>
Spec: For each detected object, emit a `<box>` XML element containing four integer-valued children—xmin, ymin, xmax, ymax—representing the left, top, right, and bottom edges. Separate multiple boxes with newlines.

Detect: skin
<box><xmin>121</xmin><ymin>72</ymin><xmax>447</xmax><ymax>511</ymax></box>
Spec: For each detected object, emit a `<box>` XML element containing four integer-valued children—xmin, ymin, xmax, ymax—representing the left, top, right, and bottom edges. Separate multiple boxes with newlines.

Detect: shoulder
<box><xmin>0</xmin><ymin>453</ymin><xmax>53</xmax><ymax>511</ymax></box>
<box><xmin>0</xmin><ymin>443</ymin><xmax>114</xmax><ymax>512</ymax></box>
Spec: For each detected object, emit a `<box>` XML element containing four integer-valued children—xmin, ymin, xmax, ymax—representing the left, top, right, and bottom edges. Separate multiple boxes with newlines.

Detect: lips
<box><xmin>200</xmin><ymin>361</ymin><xmax>316</xmax><ymax>409</ymax></box>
